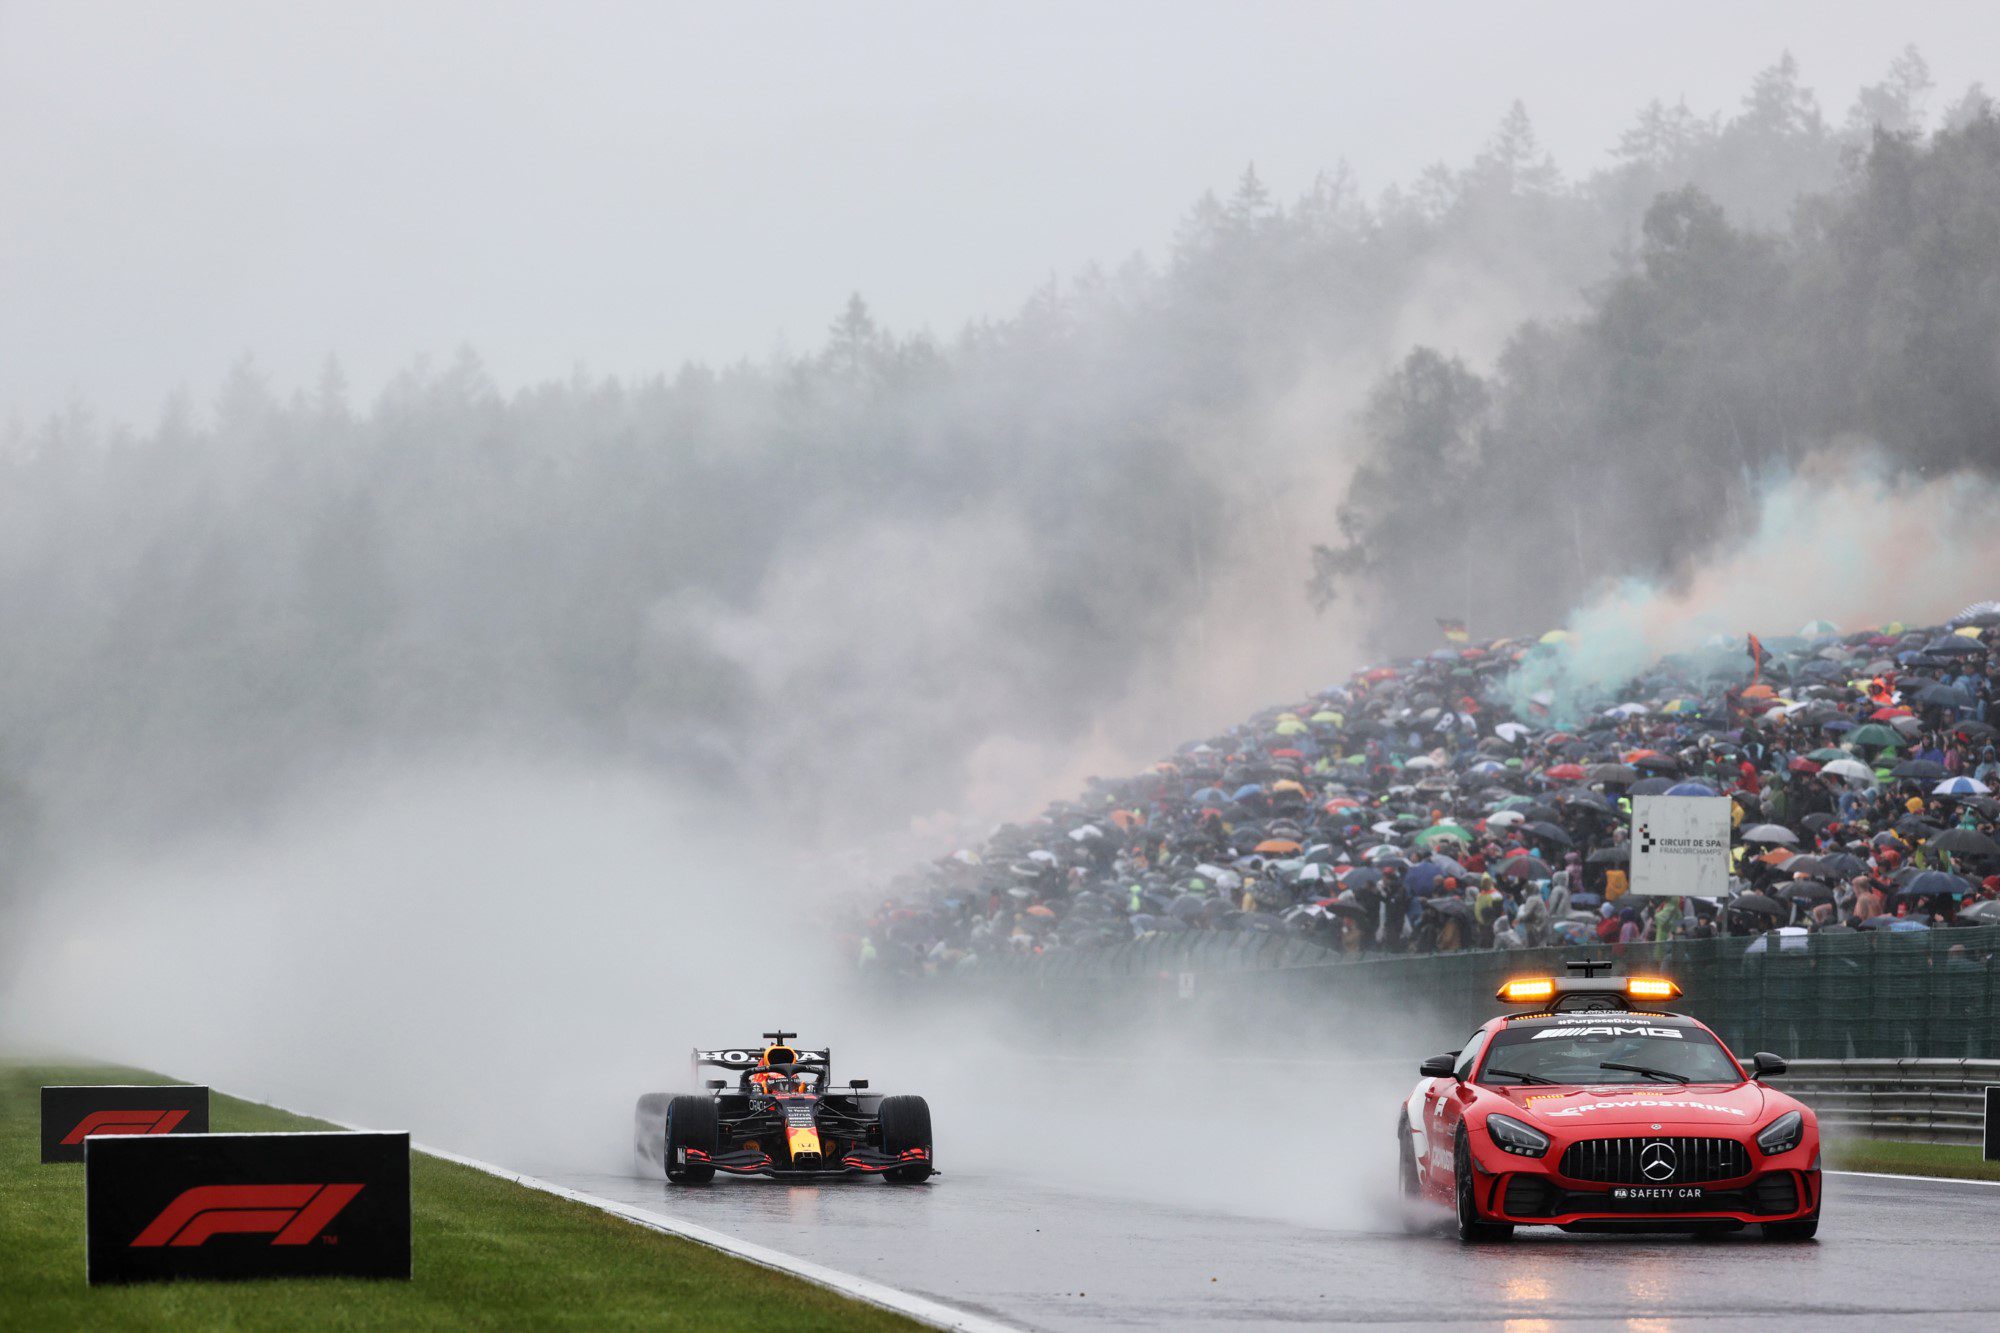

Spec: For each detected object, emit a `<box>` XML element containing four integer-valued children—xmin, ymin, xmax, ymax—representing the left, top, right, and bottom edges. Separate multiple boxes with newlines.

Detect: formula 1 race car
<box><xmin>635</xmin><ymin>1032</ymin><xmax>934</xmax><ymax>1184</ymax></box>
<box><xmin>1397</xmin><ymin>961</ymin><xmax>1819</xmax><ymax>1241</ymax></box>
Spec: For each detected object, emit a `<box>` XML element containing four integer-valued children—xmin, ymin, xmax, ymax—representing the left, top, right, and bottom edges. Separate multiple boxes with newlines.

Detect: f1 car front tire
<box><xmin>665</xmin><ymin>1095</ymin><xmax>718</xmax><ymax>1185</ymax></box>
<box><xmin>879</xmin><ymin>1095</ymin><xmax>933</xmax><ymax>1183</ymax></box>
<box><xmin>1454</xmin><ymin>1125</ymin><xmax>1512</xmax><ymax>1243</ymax></box>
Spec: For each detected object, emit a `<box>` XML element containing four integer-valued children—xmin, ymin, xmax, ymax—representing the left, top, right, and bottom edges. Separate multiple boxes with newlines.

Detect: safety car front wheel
<box><xmin>1454</xmin><ymin>1125</ymin><xmax>1512</xmax><ymax>1243</ymax></box>
<box><xmin>1762</xmin><ymin>1211</ymin><xmax>1820</xmax><ymax>1242</ymax></box>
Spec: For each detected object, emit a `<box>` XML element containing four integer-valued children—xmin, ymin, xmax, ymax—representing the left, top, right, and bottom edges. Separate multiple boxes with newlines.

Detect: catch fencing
<box><xmin>973</xmin><ymin>924</ymin><xmax>2000</xmax><ymax>1063</ymax></box>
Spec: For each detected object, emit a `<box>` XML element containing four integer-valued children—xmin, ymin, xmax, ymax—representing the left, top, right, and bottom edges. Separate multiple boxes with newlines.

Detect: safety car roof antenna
<box><xmin>1565</xmin><ymin>958</ymin><xmax>1614</xmax><ymax>978</ymax></box>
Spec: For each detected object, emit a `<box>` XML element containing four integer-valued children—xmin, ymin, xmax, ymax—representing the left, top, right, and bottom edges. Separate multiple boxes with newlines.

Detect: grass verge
<box><xmin>1825</xmin><ymin>1137</ymin><xmax>2000</xmax><ymax>1182</ymax></box>
<box><xmin>2</xmin><ymin>1059</ymin><xmax>919</xmax><ymax>1331</ymax></box>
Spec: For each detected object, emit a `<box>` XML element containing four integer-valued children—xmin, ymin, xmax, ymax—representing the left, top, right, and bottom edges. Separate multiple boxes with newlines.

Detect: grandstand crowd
<box><xmin>845</xmin><ymin>604</ymin><xmax>2000</xmax><ymax>973</ymax></box>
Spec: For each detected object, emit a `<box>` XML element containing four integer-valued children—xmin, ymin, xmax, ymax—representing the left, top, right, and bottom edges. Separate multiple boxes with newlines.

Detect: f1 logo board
<box><xmin>41</xmin><ymin>1085</ymin><xmax>210</xmax><ymax>1164</ymax></box>
<box><xmin>87</xmin><ymin>1131</ymin><xmax>411</xmax><ymax>1284</ymax></box>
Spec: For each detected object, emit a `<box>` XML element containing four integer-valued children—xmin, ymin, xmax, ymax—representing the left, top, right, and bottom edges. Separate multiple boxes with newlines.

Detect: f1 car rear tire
<box><xmin>879</xmin><ymin>1094</ymin><xmax>934</xmax><ymax>1183</ymax></box>
<box><xmin>1454</xmin><ymin>1126</ymin><xmax>1513</xmax><ymax>1243</ymax></box>
<box><xmin>1762</xmin><ymin>1211</ymin><xmax>1820</xmax><ymax>1241</ymax></box>
<box><xmin>665</xmin><ymin>1094</ymin><xmax>717</xmax><ymax>1185</ymax></box>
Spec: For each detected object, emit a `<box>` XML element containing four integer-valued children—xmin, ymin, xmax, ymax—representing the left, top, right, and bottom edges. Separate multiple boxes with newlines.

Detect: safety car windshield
<box><xmin>1479</xmin><ymin>1019</ymin><xmax>1742</xmax><ymax>1086</ymax></box>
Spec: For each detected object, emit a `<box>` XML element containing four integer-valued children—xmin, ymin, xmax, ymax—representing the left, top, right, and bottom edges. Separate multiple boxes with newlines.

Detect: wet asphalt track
<box><xmin>536</xmin><ymin>1166</ymin><xmax>2000</xmax><ymax>1330</ymax></box>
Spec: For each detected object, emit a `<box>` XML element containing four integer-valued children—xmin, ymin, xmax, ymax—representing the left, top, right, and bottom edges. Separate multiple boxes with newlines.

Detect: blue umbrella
<box><xmin>1935</xmin><ymin>776</ymin><xmax>1990</xmax><ymax>797</ymax></box>
<box><xmin>1898</xmin><ymin>870</ymin><xmax>1968</xmax><ymax>899</ymax></box>
<box><xmin>1192</xmin><ymin>786</ymin><xmax>1226</xmax><ymax>803</ymax></box>
<box><xmin>1665</xmin><ymin>781</ymin><xmax>1719</xmax><ymax>797</ymax></box>
<box><xmin>1232</xmin><ymin>783</ymin><xmax>1264</xmax><ymax>802</ymax></box>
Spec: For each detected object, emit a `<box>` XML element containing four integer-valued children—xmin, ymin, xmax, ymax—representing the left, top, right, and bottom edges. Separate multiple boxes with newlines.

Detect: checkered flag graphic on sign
<box><xmin>1637</xmin><ymin>823</ymin><xmax>1654</xmax><ymax>855</ymax></box>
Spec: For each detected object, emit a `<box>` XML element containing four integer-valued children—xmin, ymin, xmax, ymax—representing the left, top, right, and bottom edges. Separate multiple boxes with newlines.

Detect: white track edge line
<box><xmin>1827</xmin><ymin>1168</ymin><xmax>2000</xmax><ymax>1187</ymax></box>
<box><xmin>215</xmin><ymin>1086</ymin><xmax>1015</xmax><ymax>1333</ymax></box>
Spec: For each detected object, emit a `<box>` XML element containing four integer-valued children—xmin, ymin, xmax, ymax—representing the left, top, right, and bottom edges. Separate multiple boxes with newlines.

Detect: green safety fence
<box><xmin>963</xmin><ymin>925</ymin><xmax>2000</xmax><ymax>1059</ymax></box>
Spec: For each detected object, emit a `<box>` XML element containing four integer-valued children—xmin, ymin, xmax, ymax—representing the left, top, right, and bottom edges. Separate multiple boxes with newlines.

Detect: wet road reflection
<box><xmin>533</xmin><ymin>1166</ymin><xmax>2000</xmax><ymax>1330</ymax></box>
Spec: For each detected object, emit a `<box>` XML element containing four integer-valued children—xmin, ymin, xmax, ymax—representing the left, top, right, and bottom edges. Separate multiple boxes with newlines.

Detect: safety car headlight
<box><xmin>1756</xmin><ymin>1110</ymin><xmax>1804</xmax><ymax>1156</ymax></box>
<box><xmin>1485</xmin><ymin>1113</ymin><xmax>1550</xmax><ymax>1158</ymax></box>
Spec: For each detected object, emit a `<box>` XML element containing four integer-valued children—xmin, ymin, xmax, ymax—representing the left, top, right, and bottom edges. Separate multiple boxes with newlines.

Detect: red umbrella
<box><xmin>1546</xmin><ymin>763</ymin><xmax>1586</xmax><ymax>781</ymax></box>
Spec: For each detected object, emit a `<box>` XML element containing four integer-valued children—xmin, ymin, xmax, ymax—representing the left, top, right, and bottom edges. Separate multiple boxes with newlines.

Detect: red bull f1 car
<box><xmin>635</xmin><ymin>1032</ymin><xmax>934</xmax><ymax>1184</ymax></box>
<box><xmin>1398</xmin><ymin>961</ymin><xmax>1820</xmax><ymax>1240</ymax></box>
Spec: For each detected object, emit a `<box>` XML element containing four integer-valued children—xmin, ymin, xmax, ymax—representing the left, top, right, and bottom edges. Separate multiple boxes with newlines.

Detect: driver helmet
<box><xmin>750</xmin><ymin>1044</ymin><xmax>802</xmax><ymax>1092</ymax></box>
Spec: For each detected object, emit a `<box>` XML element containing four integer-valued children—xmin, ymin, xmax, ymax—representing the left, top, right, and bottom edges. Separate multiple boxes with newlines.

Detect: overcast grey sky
<box><xmin>5</xmin><ymin>0</ymin><xmax>1997</xmax><ymax>428</ymax></box>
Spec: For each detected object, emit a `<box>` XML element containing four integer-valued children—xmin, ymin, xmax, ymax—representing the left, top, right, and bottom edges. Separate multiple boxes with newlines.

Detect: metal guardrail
<box><xmin>1783</xmin><ymin>1058</ymin><xmax>1999</xmax><ymax>1145</ymax></box>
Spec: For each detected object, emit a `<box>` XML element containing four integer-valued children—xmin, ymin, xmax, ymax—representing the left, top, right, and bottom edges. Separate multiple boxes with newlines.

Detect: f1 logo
<box><xmin>132</xmin><ymin>1184</ymin><xmax>364</xmax><ymax>1247</ymax></box>
<box><xmin>62</xmin><ymin>1110</ymin><xmax>189</xmax><ymax>1145</ymax></box>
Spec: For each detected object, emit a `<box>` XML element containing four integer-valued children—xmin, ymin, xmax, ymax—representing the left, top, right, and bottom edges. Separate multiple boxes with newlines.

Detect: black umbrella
<box><xmin>1588</xmin><ymin>763</ymin><xmax>1639</xmax><ymax>784</ymax></box>
<box><xmin>1953</xmin><ymin>721</ymin><xmax>1997</xmax><ymax>740</ymax></box>
<box><xmin>1917</xmin><ymin>684</ymin><xmax>1975</xmax><ymax>709</ymax></box>
<box><xmin>1891</xmin><ymin>759</ymin><xmax>1948</xmax><ymax>781</ymax></box>
<box><xmin>1730</xmin><ymin>892</ymin><xmax>1786</xmax><ymax>916</ymax></box>
<box><xmin>1815</xmin><ymin>853</ymin><xmax>1869</xmax><ymax>880</ymax></box>
<box><xmin>1929</xmin><ymin>828</ymin><xmax>2000</xmax><ymax>858</ymax></box>
<box><xmin>1958</xmin><ymin>899</ymin><xmax>2000</xmax><ymax>925</ymax></box>
<box><xmin>1926</xmin><ymin>637</ymin><xmax>1990</xmax><ymax>657</ymax></box>
<box><xmin>1778</xmin><ymin>879</ymin><xmax>1835</xmax><ymax>903</ymax></box>
<box><xmin>1629</xmin><ymin>777</ymin><xmax>1675</xmax><ymax>796</ymax></box>
<box><xmin>1525</xmin><ymin>821</ymin><xmax>1574</xmax><ymax>846</ymax></box>
<box><xmin>1587</xmin><ymin>845</ymin><xmax>1631</xmax><ymax>864</ymax></box>
<box><xmin>1497</xmin><ymin>855</ymin><xmax>1553</xmax><ymax>880</ymax></box>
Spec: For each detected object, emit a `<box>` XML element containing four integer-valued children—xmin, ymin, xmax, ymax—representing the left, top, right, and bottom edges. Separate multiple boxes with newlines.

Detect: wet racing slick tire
<box><xmin>879</xmin><ymin>1095</ymin><xmax>934</xmax><ymax>1183</ymax></box>
<box><xmin>1762</xmin><ymin>1210</ymin><xmax>1820</xmax><ymax>1242</ymax></box>
<box><xmin>665</xmin><ymin>1094</ymin><xmax>718</xmax><ymax>1185</ymax></box>
<box><xmin>1454</xmin><ymin>1125</ymin><xmax>1513</xmax><ymax>1242</ymax></box>
<box><xmin>1397</xmin><ymin>1113</ymin><xmax>1429</xmax><ymax>1235</ymax></box>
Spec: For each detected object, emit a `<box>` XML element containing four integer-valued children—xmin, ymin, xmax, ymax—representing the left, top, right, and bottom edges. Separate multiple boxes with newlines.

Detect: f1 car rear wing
<box><xmin>690</xmin><ymin>1043</ymin><xmax>833</xmax><ymax>1085</ymax></box>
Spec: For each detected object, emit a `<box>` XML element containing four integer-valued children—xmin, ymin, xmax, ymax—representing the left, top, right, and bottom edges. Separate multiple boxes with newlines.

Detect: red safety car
<box><xmin>1397</xmin><ymin>961</ymin><xmax>1820</xmax><ymax>1241</ymax></box>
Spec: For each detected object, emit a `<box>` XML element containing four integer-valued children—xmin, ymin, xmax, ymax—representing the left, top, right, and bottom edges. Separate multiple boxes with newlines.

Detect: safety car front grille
<box><xmin>1559</xmin><ymin>1136</ymin><xmax>1750</xmax><ymax>1184</ymax></box>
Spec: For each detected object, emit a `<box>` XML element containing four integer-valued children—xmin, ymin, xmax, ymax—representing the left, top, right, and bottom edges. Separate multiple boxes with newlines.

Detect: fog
<box><xmin>8</xmin><ymin>2</ymin><xmax>2000</xmax><ymax>426</ymax></box>
<box><xmin>6</xmin><ymin>5</ymin><xmax>2000</xmax><ymax>1233</ymax></box>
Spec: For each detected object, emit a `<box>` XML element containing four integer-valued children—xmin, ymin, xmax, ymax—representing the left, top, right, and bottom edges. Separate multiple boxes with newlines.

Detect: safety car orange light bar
<box><xmin>1498</xmin><ymin>978</ymin><xmax>1556</xmax><ymax>1003</ymax></box>
<box><xmin>1625</xmin><ymin>977</ymin><xmax>1681</xmax><ymax>999</ymax></box>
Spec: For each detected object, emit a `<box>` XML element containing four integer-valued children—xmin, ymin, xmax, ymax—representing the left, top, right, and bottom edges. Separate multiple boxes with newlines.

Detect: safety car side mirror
<box><xmin>849</xmin><ymin>1079</ymin><xmax>869</xmax><ymax>1089</ymax></box>
<box><xmin>705</xmin><ymin>1079</ymin><xmax>726</xmax><ymax>1090</ymax></box>
<box><xmin>1749</xmin><ymin>1052</ymin><xmax>1787</xmax><ymax>1079</ymax></box>
<box><xmin>1420</xmin><ymin>1054</ymin><xmax>1457</xmax><ymax>1079</ymax></box>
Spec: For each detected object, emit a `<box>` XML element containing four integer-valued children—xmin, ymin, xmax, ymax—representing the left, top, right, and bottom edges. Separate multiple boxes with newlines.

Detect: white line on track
<box><xmin>219</xmin><ymin>1087</ymin><xmax>1016</xmax><ymax>1333</ymax></box>
<box><xmin>1827</xmin><ymin>1168</ymin><xmax>2000</xmax><ymax>1187</ymax></box>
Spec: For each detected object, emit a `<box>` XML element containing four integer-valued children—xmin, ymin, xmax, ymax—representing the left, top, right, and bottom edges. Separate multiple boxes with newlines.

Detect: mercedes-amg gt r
<box><xmin>1397</xmin><ymin>962</ymin><xmax>1819</xmax><ymax>1240</ymax></box>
